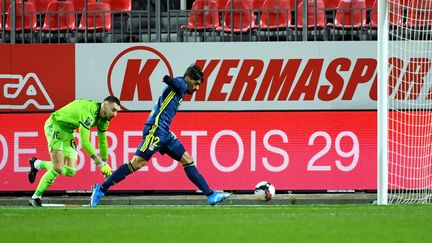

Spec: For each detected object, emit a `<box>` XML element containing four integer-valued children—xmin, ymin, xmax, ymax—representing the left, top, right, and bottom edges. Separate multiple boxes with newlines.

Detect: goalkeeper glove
<box><xmin>99</xmin><ymin>163</ymin><xmax>112</xmax><ymax>179</ymax></box>
<box><xmin>91</xmin><ymin>155</ymin><xmax>112</xmax><ymax>178</ymax></box>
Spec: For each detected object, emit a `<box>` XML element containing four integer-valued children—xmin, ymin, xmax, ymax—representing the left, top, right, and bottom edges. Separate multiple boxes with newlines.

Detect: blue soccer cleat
<box><xmin>207</xmin><ymin>191</ymin><xmax>231</xmax><ymax>206</ymax></box>
<box><xmin>90</xmin><ymin>184</ymin><xmax>105</xmax><ymax>208</ymax></box>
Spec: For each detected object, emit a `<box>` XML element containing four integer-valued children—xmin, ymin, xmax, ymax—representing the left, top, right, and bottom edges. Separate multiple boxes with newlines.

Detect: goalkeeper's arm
<box><xmin>79</xmin><ymin>125</ymin><xmax>112</xmax><ymax>178</ymax></box>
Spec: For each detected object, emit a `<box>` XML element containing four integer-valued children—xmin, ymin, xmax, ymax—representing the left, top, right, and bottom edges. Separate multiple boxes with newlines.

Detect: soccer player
<box><xmin>28</xmin><ymin>96</ymin><xmax>122</xmax><ymax>207</ymax></box>
<box><xmin>90</xmin><ymin>64</ymin><xmax>231</xmax><ymax>207</ymax></box>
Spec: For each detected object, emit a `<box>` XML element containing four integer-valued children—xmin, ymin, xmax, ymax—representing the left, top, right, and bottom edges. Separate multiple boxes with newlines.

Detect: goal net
<box><xmin>378</xmin><ymin>0</ymin><xmax>432</xmax><ymax>204</ymax></box>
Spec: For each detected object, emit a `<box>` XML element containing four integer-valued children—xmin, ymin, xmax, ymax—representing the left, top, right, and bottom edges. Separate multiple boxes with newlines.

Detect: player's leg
<box><xmin>101</xmin><ymin>155</ymin><xmax>147</xmax><ymax>192</ymax></box>
<box><xmin>90</xmin><ymin>134</ymin><xmax>154</xmax><ymax>207</ymax></box>
<box><xmin>90</xmin><ymin>155</ymin><xmax>148</xmax><ymax>207</ymax></box>
<box><xmin>166</xmin><ymin>134</ymin><xmax>230</xmax><ymax>205</ymax></box>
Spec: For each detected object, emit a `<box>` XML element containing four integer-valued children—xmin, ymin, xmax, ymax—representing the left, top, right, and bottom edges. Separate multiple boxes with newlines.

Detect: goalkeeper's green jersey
<box><xmin>50</xmin><ymin>99</ymin><xmax>109</xmax><ymax>160</ymax></box>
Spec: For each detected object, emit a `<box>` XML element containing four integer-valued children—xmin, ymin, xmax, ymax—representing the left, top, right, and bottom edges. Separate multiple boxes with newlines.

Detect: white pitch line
<box><xmin>41</xmin><ymin>203</ymin><xmax>89</xmax><ymax>207</ymax></box>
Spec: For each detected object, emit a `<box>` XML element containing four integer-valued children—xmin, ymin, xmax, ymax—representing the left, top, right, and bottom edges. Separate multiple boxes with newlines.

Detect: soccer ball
<box><xmin>254</xmin><ymin>181</ymin><xmax>275</xmax><ymax>201</ymax></box>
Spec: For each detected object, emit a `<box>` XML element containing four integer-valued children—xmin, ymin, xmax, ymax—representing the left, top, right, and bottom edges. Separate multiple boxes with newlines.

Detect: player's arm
<box><xmin>163</xmin><ymin>75</ymin><xmax>183</xmax><ymax>93</ymax></box>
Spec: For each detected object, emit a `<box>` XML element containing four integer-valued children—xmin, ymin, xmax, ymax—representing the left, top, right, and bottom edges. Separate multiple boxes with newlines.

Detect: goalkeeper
<box><xmin>27</xmin><ymin>96</ymin><xmax>121</xmax><ymax>207</ymax></box>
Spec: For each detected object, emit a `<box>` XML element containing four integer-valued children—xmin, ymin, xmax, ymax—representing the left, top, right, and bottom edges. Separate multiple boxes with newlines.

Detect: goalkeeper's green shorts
<box><xmin>44</xmin><ymin>117</ymin><xmax>78</xmax><ymax>160</ymax></box>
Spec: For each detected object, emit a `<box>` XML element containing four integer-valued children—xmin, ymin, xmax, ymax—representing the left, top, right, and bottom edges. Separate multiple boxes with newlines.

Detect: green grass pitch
<box><xmin>1</xmin><ymin>205</ymin><xmax>431</xmax><ymax>243</ymax></box>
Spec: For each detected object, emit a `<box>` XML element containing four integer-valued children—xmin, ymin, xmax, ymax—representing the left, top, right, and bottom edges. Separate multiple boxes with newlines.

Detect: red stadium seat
<box><xmin>252</xmin><ymin>0</ymin><xmax>265</xmax><ymax>10</ymax></box>
<box><xmin>5</xmin><ymin>1</ymin><xmax>37</xmax><ymax>31</ymax></box>
<box><xmin>78</xmin><ymin>2</ymin><xmax>111</xmax><ymax>32</ymax></box>
<box><xmin>71</xmin><ymin>0</ymin><xmax>96</xmax><ymax>12</ymax></box>
<box><xmin>0</xmin><ymin>0</ymin><xmax>10</xmax><ymax>30</ymax></box>
<box><xmin>40</xmin><ymin>1</ymin><xmax>75</xmax><ymax>31</ymax></box>
<box><xmin>324</xmin><ymin>0</ymin><xmax>339</xmax><ymax>9</ymax></box>
<box><xmin>324</xmin><ymin>0</ymin><xmax>372</xmax><ymax>9</ymax></box>
<box><xmin>259</xmin><ymin>0</ymin><xmax>292</xmax><ymax>29</ymax></box>
<box><xmin>406</xmin><ymin>0</ymin><xmax>432</xmax><ymax>28</ymax></box>
<box><xmin>369</xmin><ymin>0</ymin><xmax>402</xmax><ymax>29</ymax></box>
<box><xmin>101</xmin><ymin>0</ymin><xmax>131</xmax><ymax>12</ymax></box>
<box><xmin>181</xmin><ymin>0</ymin><xmax>220</xmax><ymax>30</ymax></box>
<box><xmin>217</xmin><ymin>0</ymin><xmax>229</xmax><ymax>9</ymax></box>
<box><xmin>0</xmin><ymin>0</ymin><xmax>10</xmax><ymax>14</ymax></box>
<box><xmin>331</xmin><ymin>0</ymin><xmax>367</xmax><ymax>28</ymax></box>
<box><xmin>28</xmin><ymin>0</ymin><xmax>52</xmax><ymax>13</ymax></box>
<box><xmin>296</xmin><ymin>0</ymin><xmax>326</xmax><ymax>28</ymax></box>
<box><xmin>365</xmin><ymin>0</ymin><xmax>374</xmax><ymax>9</ymax></box>
<box><xmin>217</xmin><ymin>0</ymin><xmax>256</xmax><ymax>32</ymax></box>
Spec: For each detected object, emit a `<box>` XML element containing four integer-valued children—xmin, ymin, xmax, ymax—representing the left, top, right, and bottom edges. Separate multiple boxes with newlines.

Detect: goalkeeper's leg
<box><xmin>29</xmin><ymin>150</ymin><xmax>65</xmax><ymax>207</ymax></box>
<box><xmin>28</xmin><ymin>157</ymin><xmax>77</xmax><ymax>184</ymax></box>
<box><xmin>28</xmin><ymin>158</ymin><xmax>77</xmax><ymax>183</ymax></box>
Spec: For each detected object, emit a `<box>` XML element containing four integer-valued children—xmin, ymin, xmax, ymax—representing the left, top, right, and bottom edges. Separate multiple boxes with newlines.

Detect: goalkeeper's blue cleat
<box><xmin>207</xmin><ymin>192</ymin><xmax>231</xmax><ymax>206</ymax></box>
<box><xmin>90</xmin><ymin>184</ymin><xmax>105</xmax><ymax>208</ymax></box>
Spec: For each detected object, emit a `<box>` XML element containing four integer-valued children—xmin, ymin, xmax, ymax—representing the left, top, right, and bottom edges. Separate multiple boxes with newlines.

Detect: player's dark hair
<box><xmin>184</xmin><ymin>63</ymin><xmax>204</xmax><ymax>83</ymax></box>
<box><xmin>104</xmin><ymin>96</ymin><xmax>121</xmax><ymax>106</ymax></box>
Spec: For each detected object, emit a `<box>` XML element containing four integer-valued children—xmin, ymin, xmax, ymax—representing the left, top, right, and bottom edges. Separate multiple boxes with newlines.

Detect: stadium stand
<box><xmin>0</xmin><ymin>0</ymin><xmax>8</xmax><ymax>30</ymax></box>
<box><xmin>181</xmin><ymin>0</ymin><xmax>220</xmax><ymax>30</ymax></box>
<box><xmin>217</xmin><ymin>0</ymin><xmax>256</xmax><ymax>33</ymax></box>
<box><xmin>28</xmin><ymin>0</ymin><xmax>51</xmax><ymax>13</ymax></box>
<box><xmin>179</xmin><ymin>0</ymin><xmax>220</xmax><ymax>42</ymax></box>
<box><xmin>0</xmin><ymin>0</ymin><xmax>397</xmax><ymax>43</ymax></box>
<box><xmin>327</xmin><ymin>0</ymin><xmax>367</xmax><ymax>40</ymax></box>
<box><xmin>259</xmin><ymin>0</ymin><xmax>292</xmax><ymax>29</ymax></box>
<box><xmin>4</xmin><ymin>1</ymin><xmax>37</xmax><ymax>43</ymax></box>
<box><xmin>252</xmin><ymin>0</ymin><xmax>265</xmax><ymax>10</ymax></box>
<box><xmin>77</xmin><ymin>2</ymin><xmax>111</xmax><ymax>42</ymax></box>
<box><xmin>71</xmin><ymin>0</ymin><xmax>96</xmax><ymax>12</ymax></box>
<box><xmin>101</xmin><ymin>0</ymin><xmax>131</xmax><ymax>41</ymax></box>
<box><xmin>28</xmin><ymin>0</ymin><xmax>55</xmax><ymax>28</ymax></box>
<box><xmin>296</xmin><ymin>0</ymin><xmax>327</xmax><ymax>40</ymax></box>
<box><xmin>217</xmin><ymin>0</ymin><xmax>229</xmax><ymax>9</ymax></box>
<box><xmin>0</xmin><ymin>0</ymin><xmax>10</xmax><ymax>14</ymax></box>
<box><xmin>38</xmin><ymin>1</ymin><xmax>75</xmax><ymax>43</ymax></box>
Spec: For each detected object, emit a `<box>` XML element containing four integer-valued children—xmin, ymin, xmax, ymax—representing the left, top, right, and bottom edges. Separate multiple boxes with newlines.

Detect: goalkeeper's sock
<box><xmin>37</xmin><ymin>162</ymin><xmax>76</xmax><ymax>176</ymax></box>
<box><xmin>32</xmin><ymin>167</ymin><xmax>59</xmax><ymax>198</ymax></box>
<box><xmin>101</xmin><ymin>162</ymin><xmax>134</xmax><ymax>192</ymax></box>
<box><xmin>39</xmin><ymin>160</ymin><xmax>51</xmax><ymax>170</ymax></box>
<box><xmin>33</xmin><ymin>159</ymin><xmax>49</xmax><ymax>170</ymax></box>
<box><xmin>183</xmin><ymin>162</ymin><xmax>213</xmax><ymax>196</ymax></box>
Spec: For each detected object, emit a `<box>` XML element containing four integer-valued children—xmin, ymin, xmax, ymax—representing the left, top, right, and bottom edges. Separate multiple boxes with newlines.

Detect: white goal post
<box><xmin>378</xmin><ymin>0</ymin><xmax>432</xmax><ymax>204</ymax></box>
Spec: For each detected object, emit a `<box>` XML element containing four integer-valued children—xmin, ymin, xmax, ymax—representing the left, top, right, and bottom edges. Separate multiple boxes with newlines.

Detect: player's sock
<box><xmin>39</xmin><ymin>160</ymin><xmax>51</xmax><ymax>170</ymax></box>
<box><xmin>183</xmin><ymin>162</ymin><xmax>213</xmax><ymax>196</ymax></box>
<box><xmin>100</xmin><ymin>162</ymin><xmax>134</xmax><ymax>192</ymax></box>
<box><xmin>37</xmin><ymin>162</ymin><xmax>76</xmax><ymax>177</ymax></box>
<box><xmin>33</xmin><ymin>167</ymin><xmax>59</xmax><ymax>198</ymax></box>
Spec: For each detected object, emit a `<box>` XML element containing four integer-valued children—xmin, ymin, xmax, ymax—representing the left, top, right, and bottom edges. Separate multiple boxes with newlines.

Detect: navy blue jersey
<box><xmin>145</xmin><ymin>76</ymin><xmax>187</xmax><ymax>133</ymax></box>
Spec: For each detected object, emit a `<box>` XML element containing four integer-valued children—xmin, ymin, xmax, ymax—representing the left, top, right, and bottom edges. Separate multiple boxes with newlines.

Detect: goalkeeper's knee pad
<box><xmin>61</xmin><ymin>165</ymin><xmax>77</xmax><ymax>177</ymax></box>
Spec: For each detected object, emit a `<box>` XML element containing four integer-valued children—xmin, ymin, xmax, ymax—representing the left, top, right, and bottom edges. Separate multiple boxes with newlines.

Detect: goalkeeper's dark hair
<box><xmin>104</xmin><ymin>96</ymin><xmax>121</xmax><ymax>106</ymax></box>
<box><xmin>184</xmin><ymin>63</ymin><xmax>204</xmax><ymax>83</ymax></box>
